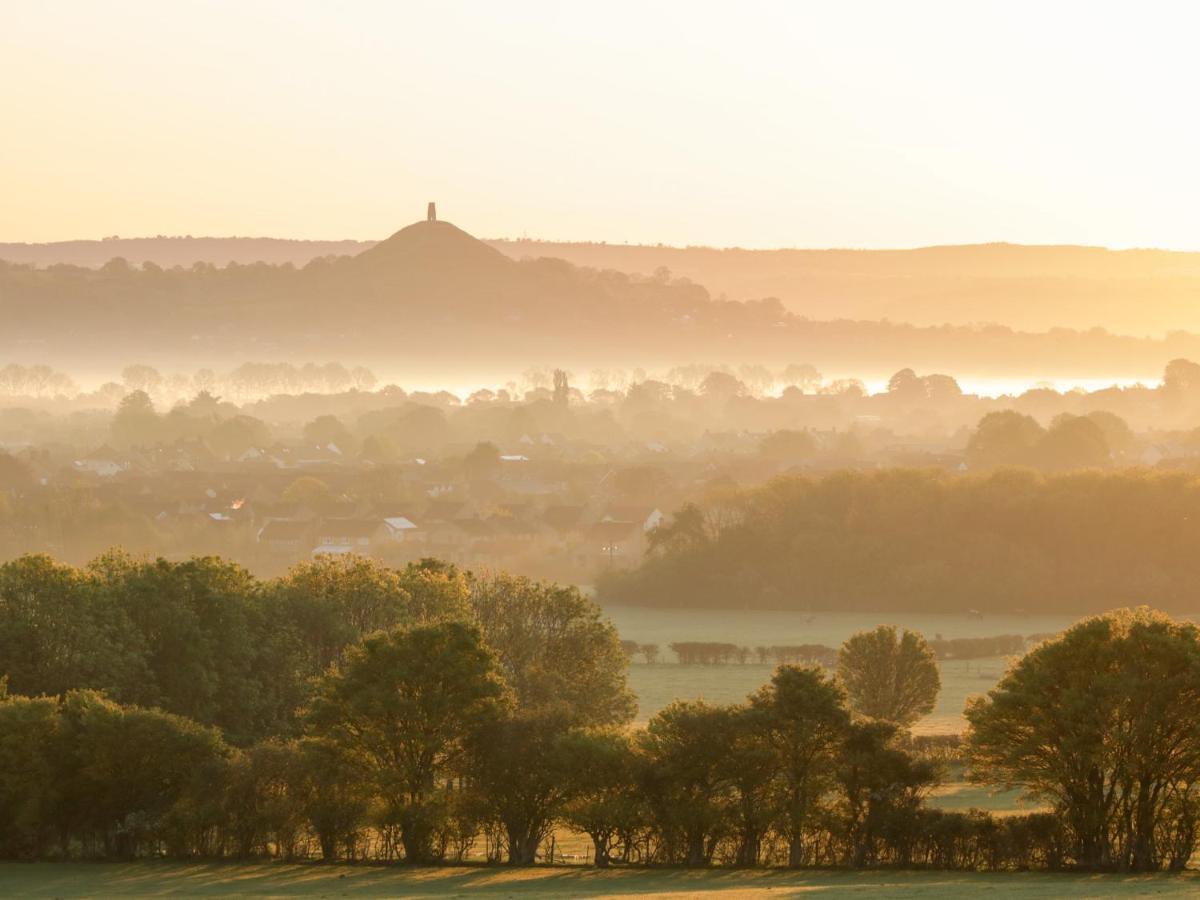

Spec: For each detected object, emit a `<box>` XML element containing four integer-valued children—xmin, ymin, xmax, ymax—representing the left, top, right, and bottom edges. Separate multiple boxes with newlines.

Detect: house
<box><xmin>381</xmin><ymin>516</ymin><xmax>420</xmax><ymax>542</ymax></box>
<box><xmin>542</xmin><ymin>504</ymin><xmax>587</xmax><ymax>534</ymax></box>
<box><xmin>311</xmin><ymin>517</ymin><xmax>386</xmax><ymax>556</ymax></box>
<box><xmin>256</xmin><ymin>518</ymin><xmax>314</xmax><ymax>553</ymax></box>
<box><xmin>73</xmin><ymin>445</ymin><xmax>128</xmax><ymax>478</ymax></box>
<box><xmin>601</xmin><ymin>506</ymin><xmax>665</xmax><ymax>533</ymax></box>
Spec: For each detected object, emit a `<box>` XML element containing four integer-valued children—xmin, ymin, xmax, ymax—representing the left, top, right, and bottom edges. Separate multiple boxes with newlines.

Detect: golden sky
<box><xmin>3</xmin><ymin>1</ymin><xmax>1199</xmax><ymax>248</ymax></box>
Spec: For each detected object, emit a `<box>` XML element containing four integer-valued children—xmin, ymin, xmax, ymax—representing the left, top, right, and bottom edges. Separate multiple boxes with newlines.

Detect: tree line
<box><xmin>600</xmin><ymin>467</ymin><xmax>1200</xmax><ymax>614</ymax></box>
<box><xmin>5</xmin><ymin>553</ymin><xmax>1200</xmax><ymax>872</ymax></box>
<box><xmin>624</xmin><ymin>637</ymin><xmax>1029</xmax><ymax>666</ymax></box>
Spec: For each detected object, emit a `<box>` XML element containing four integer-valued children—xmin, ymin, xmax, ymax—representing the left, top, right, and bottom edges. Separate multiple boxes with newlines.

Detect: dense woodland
<box><xmin>600</xmin><ymin>467</ymin><xmax>1200</xmax><ymax>614</ymax></box>
<box><xmin>3</xmin><ymin>556</ymin><xmax>1200</xmax><ymax>873</ymax></box>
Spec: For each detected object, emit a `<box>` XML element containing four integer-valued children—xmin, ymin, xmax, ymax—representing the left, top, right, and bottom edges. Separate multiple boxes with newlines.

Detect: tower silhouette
<box><xmin>427</xmin><ymin>202</ymin><xmax>437</xmax><ymax>222</ymax></box>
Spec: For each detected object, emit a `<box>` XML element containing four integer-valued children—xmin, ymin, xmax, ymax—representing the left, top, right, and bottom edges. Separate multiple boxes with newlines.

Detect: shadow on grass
<box><xmin>3</xmin><ymin>861</ymin><xmax>1200</xmax><ymax>898</ymax></box>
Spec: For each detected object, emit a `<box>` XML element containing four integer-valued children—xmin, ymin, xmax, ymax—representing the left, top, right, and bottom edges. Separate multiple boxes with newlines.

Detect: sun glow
<box><xmin>4</xmin><ymin>1</ymin><xmax>1200</xmax><ymax>250</ymax></box>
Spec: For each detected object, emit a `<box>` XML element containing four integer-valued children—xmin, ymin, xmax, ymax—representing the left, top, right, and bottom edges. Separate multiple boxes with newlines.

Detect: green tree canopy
<box><xmin>307</xmin><ymin>622</ymin><xmax>509</xmax><ymax>862</ymax></box>
<box><xmin>469</xmin><ymin>572</ymin><xmax>635</xmax><ymax>727</ymax></box>
<box><xmin>966</xmin><ymin>608</ymin><xmax>1200</xmax><ymax>871</ymax></box>
<box><xmin>750</xmin><ymin>665</ymin><xmax>851</xmax><ymax>866</ymax></box>
<box><xmin>837</xmin><ymin>625</ymin><xmax>939</xmax><ymax>728</ymax></box>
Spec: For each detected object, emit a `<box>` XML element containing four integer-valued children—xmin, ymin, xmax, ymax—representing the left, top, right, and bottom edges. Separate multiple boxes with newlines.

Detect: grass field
<box><xmin>3</xmin><ymin>862</ymin><xmax>1199</xmax><ymax>898</ymax></box>
<box><xmin>627</xmin><ymin>657</ymin><xmax>1008</xmax><ymax>734</ymax></box>
<box><xmin>606</xmin><ymin>606</ymin><xmax>1078</xmax><ymax>734</ymax></box>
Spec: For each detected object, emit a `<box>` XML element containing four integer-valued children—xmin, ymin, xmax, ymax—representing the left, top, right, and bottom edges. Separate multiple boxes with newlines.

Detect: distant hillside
<box><xmin>489</xmin><ymin>239</ymin><xmax>1200</xmax><ymax>336</ymax></box>
<box><xmin>3</xmin><ymin>219</ymin><xmax>1200</xmax><ymax>382</ymax></box>
<box><xmin>7</xmin><ymin>234</ymin><xmax>1200</xmax><ymax>335</ymax></box>
<box><xmin>0</xmin><ymin>236</ymin><xmax>368</xmax><ymax>268</ymax></box>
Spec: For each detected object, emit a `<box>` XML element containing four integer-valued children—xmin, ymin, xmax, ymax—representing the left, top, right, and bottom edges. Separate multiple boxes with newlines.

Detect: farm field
<box><xmin>605</xmin><ymin>606</ymin><xmax>1081</xmax><ymax>732</ymax></box>
<box><xmin>626</xmin><ymin>657</ymin><xmax>1006</xmax><ymax>734</ymax></box>
<box><xmin>4</xmin><ymin>862</ymin><xmax>1200</xmax><ymax>898</ymax></box>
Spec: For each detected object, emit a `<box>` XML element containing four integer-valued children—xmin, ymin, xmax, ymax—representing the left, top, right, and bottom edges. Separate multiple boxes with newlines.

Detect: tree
<box><xmin>396</xmin><ymin>558</ymin><xmax>473</xmax><ymax>624</ymax></box>
<box><xmin>110</xmin><ymin>390</ymin><xmax>160</xmax><ymax>447</ymax></box>
<box><xmin>723</xmin><ymin>705</ymin><xmax>778</xmax><ymax>866</ymax></box>
<box><xmin>1161</xmin><ymin>358</ymin><xmax>1200</xmax><ymax>410</ymax></box>
<box><xmin>639</xmin><ymin>700</ymin><xmax>737</xmax><ymax>866</ymax></box>
<box><xmin>469</xmin><ymin>710</ymin><xmax>575</xmax><ymax>865</ymax></box>
<box><xmin>206</xmin><ymin>414</ymin><xmax>271</xmax><ymax>460</ymax></box>
<box><xmin>120</xmin><ymin>364</ymin><xmax>164</xmax><ymax>395</ymax></box>
<box><xmin>268</xmin><ymin>555</ymin><xmax>414</xmax><ymax>675</ymax></box>
<box><xmin>469</xmin><ymin>573</ymin><xmax>635</xmax><ymax>727</ymax></box>
<box><xmin>1084</xmin><ymin>411</ymin><xmax>1134</xmax><ymax>457</ymax></box>
<box><xmin>966</xmin><ymin>608</ymin><xmax>1200</xmax><ymax>871</ymax></box>
<box><xmin>0</xmin><ymin>554</ymin><xmax>106</xmax><ymax>698</ymax></box>
<box><xmin>750</xmin><ymin>665</ymin><xmax>850</xmax><ymax>866</ymax></box>
<box><xmin>0</xmin><ymin>693</ymin><xmax>62</xmax><ymax>858</ymax></box>
<box><xmin>463</xmin><ymin>441</ymin><xmax>501</xmax><ymax>480</ymax></box>
<box><xmin>221</xmin><ymin>739</ymin><xmax>308</xmax><ymax>859</ymax></box>
<box><xmin>965</xmin><ymin>410</ymin><xmax>1045</xmax><ymax>469</ymax></box>
<box><xmin>57</xmin><ymin>690</ymin><xmax>230</xmax><ymax>858</ymax></box>
<box><xmin>553</xmin><ymin>369</ymin><xmax>570</xmax><ymax>408</ymax></box>
<box><xmin>1036</xmin><ymin>414</ymin><xmax>1109</xmax><ymax>471</ymax></box>
<box><xmin>302</xmin><ymin>415</ymin><xmax>354</xmax><ymax>451</ymax></box>
<box><xmin>281</xmin><ymin>476</ymin><xmax>336</xmax><ymax>514</ymax></box>
<box><xmin>699</xmin><ymin>371</ymin><xmax>747</xmax><ymax>402</ymax></box>
<box><xmin>836</xmin><ymin>719</ymin><xmax>936</xmax><ymax>867</ymax></box>
<box><xmin>307</xmin><ymin>623</ymin><xmax>509</xmax><ymax>862</ymax></box>
<box><xmin>887</xmin><ymin>368</ymin><xmax>923</xmax><ymax>400</ymax></box>
<box><xmin>87</xmin><ymin>553</ymin><xmax>279</xmax><ymax>744</ymax></box>
<box><xmin>837</xmin><ymin>625</ymin><xmax>940</xmax><ymax>728</ymax></box>
<box><xmin>559</xmin><ymin>730</ymin><xmax>643</xmax><ymax>867</ymax></box>
<box><xmin>779</xmin><ymin>363</ymin><xmax>822</xmax><ymax>393</ymax></box>
<box><xmin>293</xmin><ymin>737</ymin><xmax>372</xmax><ymax>861</ymax></box>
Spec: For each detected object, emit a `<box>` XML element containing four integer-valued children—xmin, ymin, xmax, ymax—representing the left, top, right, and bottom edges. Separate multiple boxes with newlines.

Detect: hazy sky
<box><xmin>4</xmin><ymin>1</ymin><xmax>1200</xmax><ymax>248</ymax></box>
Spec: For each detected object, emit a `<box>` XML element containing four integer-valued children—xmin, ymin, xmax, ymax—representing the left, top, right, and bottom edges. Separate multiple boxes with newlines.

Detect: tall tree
<box><xmin>469</xmin><ymin>710</ymin><xmax>575</xmax><ymax>865</ymax></box>
<box><xmin>469</xmin><ymin>573</ymin><xmax>635</xmax><ymax>727</ymax></box>
<box><xmin>837</xmin><ymin>625</ymin><xmax>939</xmax><ymax>728</ymax></box>
<box><xmin>559</xmin><ymin>729</ymin><xmax>643</xmax><ymax>867</ymax></box>
<box><xmin>639</xmin><ymin>700</ymin><xmax>737</xmax><ymax>867</ymax></box>
<box><xmin>966</xmin><ymin>608</ymin><xmax>1200</xmax><ymax>871</ymax></box>
<box><xmin>307</xmin><ymin>623</ymin><xmax>508</xmax><ymax>862</ymax></box>
<box><xmin>268</xmin><ymin>555</ymin><xmax>413</xmax><ymax>675</ymax></box>
<box><xmin>750</xmin><ymin>665</ymin><xmax>850</xmax><ymax>866</ymax></box>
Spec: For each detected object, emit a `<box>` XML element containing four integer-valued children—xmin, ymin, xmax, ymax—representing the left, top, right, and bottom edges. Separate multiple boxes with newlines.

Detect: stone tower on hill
<box><xmin>427</xmin><ymin>202</ymin><xmax>436</xmax><ymax>222</ymax></box>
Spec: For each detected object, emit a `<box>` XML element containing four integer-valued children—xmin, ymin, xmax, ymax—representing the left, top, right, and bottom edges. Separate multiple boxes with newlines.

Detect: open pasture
<box><xmin>607</xmin><ymin>606</ymin><xmax>1079</xmax><ymax>733</ymax></box>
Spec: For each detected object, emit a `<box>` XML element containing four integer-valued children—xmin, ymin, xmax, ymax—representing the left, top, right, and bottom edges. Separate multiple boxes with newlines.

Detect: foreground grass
<box><xmin>3</xmin><ymin>862</ymin><xmax>1200</xmax><ymax>898</ymax></box>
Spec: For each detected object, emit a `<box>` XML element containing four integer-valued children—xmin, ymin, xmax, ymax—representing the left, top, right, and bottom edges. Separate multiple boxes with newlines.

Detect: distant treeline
<box><xmin>623</xmin><ymin>637</ymin><xmax>1030</xmax><ymax>665</ymax></box>
<box><xmin>599</xmin><ymin>468</ymin><xmax>1200</xmax><ymax>615</ymax></box>
<box><xmin>927</xmin><ymin>635</ymin><xmax>1026</xmax><ymax>660</ymax></box>
<box><xmin>619</xmin><ymin>642</ymin><xmax>840</xmax><ymax>667</ymax></box>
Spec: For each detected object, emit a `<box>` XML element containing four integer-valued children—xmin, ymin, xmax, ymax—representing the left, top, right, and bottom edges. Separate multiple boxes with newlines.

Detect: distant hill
<box><xmin>3</xmin><ymin>219</ymin><xmax>1200</xmax><ymax>382</ymax></box>
<box><xmin>7</xmin><ymin>233</ymin><xmax>1200</xmax><ymax>335</ymax></box>
<box><xmin>488</xmin><ymin>240</ymin><xmax>1200</xmax><ymax>336</ymax></box>
<box><xmin>0</xmin><ymin>236</ymin><xmax>368</xmax><ymax>268</ymax></box>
